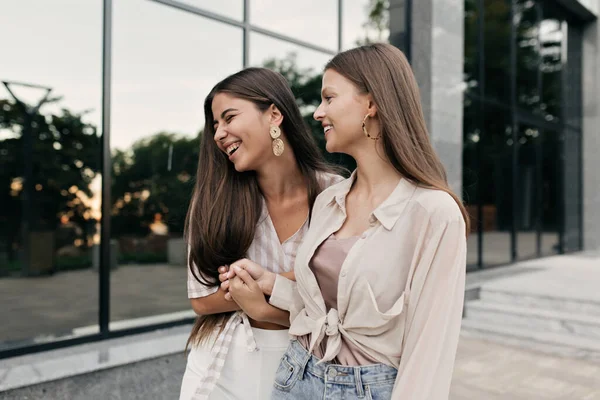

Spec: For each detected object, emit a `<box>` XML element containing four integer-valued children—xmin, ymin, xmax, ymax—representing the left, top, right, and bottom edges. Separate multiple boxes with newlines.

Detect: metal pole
<box><xmin>100</xmin><ymin>0</ymin><xmax>113</xmax><ymax>335</ymax></box>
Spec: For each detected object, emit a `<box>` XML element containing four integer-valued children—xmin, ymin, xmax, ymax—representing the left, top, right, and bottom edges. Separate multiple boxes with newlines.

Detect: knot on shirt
<box><xmin>324</xmin><ymin>308</ymin><xmax>339</xmax><ymax>337</ymax></box>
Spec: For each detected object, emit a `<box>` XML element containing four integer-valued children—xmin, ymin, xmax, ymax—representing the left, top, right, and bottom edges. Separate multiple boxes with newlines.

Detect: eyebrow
<box><xmin>321</xmin><ymin>86</ymin><xmax>334</xmax><ymax>96</ymax></box>
<box><xmin>213</xmin><ymin>108</ymin><xmax>238</xmax><ymax>126</ymax></box>
<box><xmin>220</xmin><ymin>108</ymin><xmax>237</xmax><ymax>119</ymax></box>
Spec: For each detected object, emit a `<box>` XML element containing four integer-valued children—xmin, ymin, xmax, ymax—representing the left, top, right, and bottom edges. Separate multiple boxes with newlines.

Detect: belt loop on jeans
<box><xmin>297</xmin><ymin>346</ymin><xmax>311</xmax><ymax>381</ymax></box>
<box><xmin>354</xmin><ymin>367</ymin><xmax>365</xmax><ymax>397</ymax></box>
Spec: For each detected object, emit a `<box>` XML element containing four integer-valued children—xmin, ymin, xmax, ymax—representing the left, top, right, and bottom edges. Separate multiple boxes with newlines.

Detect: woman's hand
<box><xmin>228</xmin><ymin>266</ymin><xmax>269</xmax><ymax>321</ymax></box>
<box><xmin>226</xmin><ymin>259</ymin><xmax>276</xmax><ymax>296</ymax></box>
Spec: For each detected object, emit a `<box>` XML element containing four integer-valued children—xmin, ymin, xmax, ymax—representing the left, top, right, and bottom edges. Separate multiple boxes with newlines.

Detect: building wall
<box><xmin>583</xmin><ymin>9</ymin><xmax>600</xmax><ymax>250</ymax></box>
<box><xmin>401</xmin><ymin>0</ymin><xmax>465</xmax><ymax>196</ymax></box>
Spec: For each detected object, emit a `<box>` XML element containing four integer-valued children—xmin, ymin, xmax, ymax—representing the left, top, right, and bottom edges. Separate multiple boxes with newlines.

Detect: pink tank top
<box><xmin>298</xmin><ymin>234</ymin><xmax>379</xmax><ymax>366</ymax></box>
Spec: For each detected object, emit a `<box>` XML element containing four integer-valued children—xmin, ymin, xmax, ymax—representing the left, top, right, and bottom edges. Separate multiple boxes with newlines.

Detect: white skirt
<box><xmin>179</xmin><ymin>324</ymin><xmax>290</xmax><ymax>400</ymax></box>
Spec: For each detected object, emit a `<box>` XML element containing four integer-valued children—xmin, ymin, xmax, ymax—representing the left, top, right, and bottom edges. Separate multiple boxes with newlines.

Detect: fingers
<box><xmin>220</xmin><ymin>280</ymin><xmax>230</xmax><ymax>292</ymax></box>
<box><xmin>218</xmin><ymin>266</ymin><xmax>229</xmax><ymax>283</ymax></box>
<box><xmin>232</xmin><ymin>266</ymin><xmax>258</xmax><ymax>290</ymax></box>
<box><xmin>224</xmin><ymin>291</ymin><xmax>233</xmax><ymax>301</ymax></box>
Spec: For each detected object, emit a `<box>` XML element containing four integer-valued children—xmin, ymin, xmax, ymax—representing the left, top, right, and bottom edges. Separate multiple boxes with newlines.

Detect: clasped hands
<box><xmin>217</xmin><ymin>259</ymin><xmax>276</xmax><ymax>320</ymax></box>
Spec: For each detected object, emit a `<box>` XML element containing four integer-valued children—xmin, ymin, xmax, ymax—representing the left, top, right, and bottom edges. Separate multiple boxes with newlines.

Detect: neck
<box><xmin>351</xmin><ymin>141</ymin><xmax>402</xmax><ymax>196</ymax></box>
<box><xmin>256</xmin><ymin>149</ymin><xmax>305</xmax><ymax>202</ymax></box>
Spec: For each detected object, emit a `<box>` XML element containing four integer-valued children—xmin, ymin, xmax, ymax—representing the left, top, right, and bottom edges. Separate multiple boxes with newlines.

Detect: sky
<box><xmin>0</xmin><ymin>0</ymin><xmax>377</xmax><ymax>151</ymax></box>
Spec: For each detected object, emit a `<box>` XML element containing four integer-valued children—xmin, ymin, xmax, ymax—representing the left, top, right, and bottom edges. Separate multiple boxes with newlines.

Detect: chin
<box><xmin>325</xmin><ymin>140</ymin><xmax>342</xmax><ymax>154</ymax></box>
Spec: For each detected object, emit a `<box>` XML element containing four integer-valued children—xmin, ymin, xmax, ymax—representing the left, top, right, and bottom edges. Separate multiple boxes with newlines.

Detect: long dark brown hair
<box><xmin>184</xmin><ymin>67</ymin><xmax>340</xmax><ymax>349</ymax></box>
<box><xmin>325</xmin><ymin>43</ymin><xmax>470</xmax><ymax>234</ymax></box>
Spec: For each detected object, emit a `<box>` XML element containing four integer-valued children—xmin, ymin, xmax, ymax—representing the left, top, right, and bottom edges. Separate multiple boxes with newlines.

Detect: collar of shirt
<box><xmin>324</xmin><ymin>169</ymin><xmax>418</xmax><ymax>230</ymax></box>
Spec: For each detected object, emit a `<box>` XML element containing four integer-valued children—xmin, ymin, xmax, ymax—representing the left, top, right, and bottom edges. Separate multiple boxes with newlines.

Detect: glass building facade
<box><xmin>463</xmin><ymin>0</ymin><xmax>585</xmax><ymax>268</ymax></box>
<box><xmin>0</xmin><ymin>0</ymin><xmax>594</xmax><ymax>359</ymax></box>
<box><xmin>0</xmin><ymin>0</ymin><xmax>388</xmax><ymax>358</ymax></box>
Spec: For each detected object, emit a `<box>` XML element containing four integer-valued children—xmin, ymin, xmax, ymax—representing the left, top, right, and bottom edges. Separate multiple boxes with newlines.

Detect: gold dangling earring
<box><xmin>270</xmin><ymin>125</ymin><xmax>284</xmax><ymax>156</ymax></box>
<box><xmin>362</xmin><ymin>114</ymin><xmax>381</xmax><ymax>141</ymax></box>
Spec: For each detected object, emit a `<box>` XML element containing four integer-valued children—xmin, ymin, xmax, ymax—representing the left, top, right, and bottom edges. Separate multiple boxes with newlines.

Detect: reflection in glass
<box><xmin>540</xmin><ymin>3</ymin><xmax>564</xmax><ymax>124</ymax></box>
<box><xmin>463</xmin><ymin>96</ymin><xmax>480</xmax><ymax>266</ymax></box>
<box><xmin>250</xmin><ymin>33</ymin><xmax>355</xmax><ymax>172</ymax></box>
<box><xmin>110</xmin><ymin>0</ymin><xmax>243</xmax><ymax>327</ymax></box>
<box><xmin>541</xmin><ymin>129</ymin><xmax>561</xmax><ymax>255</ymax></box>
<box><xmin>0</xmin><ymin>0</ymin><xmax>102</xmax><ymax>348</ymax></box>
<box><xmin>515</xmin><ymin>0</ymin><xmax>541</xmax><ymax>113</ymax></box>
<box><xmin>483</xmin><ymin>0</ymin><xmax>511</xmax><ymax>103</ymax></box>
<box><xmin>515</xmin><ymin>123</ymin><xmax>541</xmax><ymax>259</ymax></box>
<box><xmin>343</xmin><ymin>0</ymin><xmax>389</xmax><ymax>50</ymax></box>
<box><xmin>463</xmin><ymin>0</ymin><xmax>480</xmax><ymax>98</ymax></box>
<box><xmin>251</xmin><ymin>0</ymin><xmax>338</xmax><ymax>50</ymax></box>
<box><xmin>175</xmin><ymin>0</ymin><xmax>243</xmax><ymax>20</ymax></box>
<box><xmin>562</xmin><ymin>129</ymin><xmax>582</xmax><ymax>252</ymax></box>
<box><xmin>481</xmin><ymin>105</ymin><xmax>513</xmax><ymax>266</ymax></box>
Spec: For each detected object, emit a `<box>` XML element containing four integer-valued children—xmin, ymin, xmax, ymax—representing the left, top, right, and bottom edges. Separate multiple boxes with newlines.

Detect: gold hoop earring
<box><xmin>270</xmin><ymin>125</ymin><xmax>284</xmax><ymax>156</ymax></box>
<box><xmin>362</xmin><ymin>114</ymin><xmax>381</xmax><ymax>141</ymax></box>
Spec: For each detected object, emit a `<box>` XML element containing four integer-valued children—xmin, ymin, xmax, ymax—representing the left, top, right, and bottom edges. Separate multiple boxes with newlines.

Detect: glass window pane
<box><xmin>515</xmin><ymin>0</ymin><xmax>541</xmax><ymax>113</ymax></box>
<box><xmin>515</xmin><ymin>122</ymin><xmax>541</xmax><ymax>259</ymax></box>
<box><xmin>540</xmin><ymin>3</ymin><xmax>564</xmax><ymax>124</ymax></box>
<box><xmin>481</xmin><ymin>104</ymin><xmax>513</xmax><ymax>266</ymax></box>
<box><xmin>0</xmin><ymin>0</ymin><xmax>102</xmax><ymax>348</ymax></box>
<box><xmin>251</xmin><ymin>0</ymin><xmax>338</xmax><ymax>51</ymax></box>
<box><xmin>463</xmin><ymin>96</ymin><xmax>481</xmax><ymax>267</ymax></box>
<box><xmin>483</xmin><ymin>0</ymin><xmax>511</xmax><ymax>104</ymax></box>
<box><xmin>343</xmin><ymin>0</ymin><xmax>389</xmax><ymax>50</ymax></box>
<box><xmin>562</xmin><ymin>128</ymin><xmax>582</xmax><ymax>252</ymax></box>
<box><xmin>110</xmin><ymin>0</ymin><xmax>243</xmax><ymax>327</ymax></box>
<box><xmin>250</xmin><ymin>33</ymin><xmax>355</xmax><ymax>171</ymax></box>
<box><xmin>174</xmin><ymin>0</ymin><xmax>243</xmax><ymax>20</ymax></box>
<box><xmin>563</xmin><ymin>23</ymin><xmax>583</xmax><ymax>129</ymax></box>
<box><xmin>464</xmin><ymin>0</ymin><xmax>480</xmax><ymax>98</ymax></box>
<box><xmin>541</xmin><ymin>128</ymin><xmax>562</xmax><ymax>255</ymax></box>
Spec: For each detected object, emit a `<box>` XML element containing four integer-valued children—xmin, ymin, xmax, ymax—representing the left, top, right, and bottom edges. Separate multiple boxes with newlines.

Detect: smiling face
<box><xmin>313</xmin><ymin>69</ymin><xmax>373</xmax><ymax>154</ymax></box>
<box><xmin>211</xmin><ymin>93</ymin><xmax>276</xmax><ymax>172</ymax></box>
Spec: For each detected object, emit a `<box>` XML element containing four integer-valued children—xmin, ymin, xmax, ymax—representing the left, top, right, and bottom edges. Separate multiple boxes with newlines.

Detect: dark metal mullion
<box><xmin>100</xmin><ymin>0</ymin><xmax>112</xmax><ymax>335</ymax></box>
<box><xmin>243</xmin><ymin>0</ymin><xmax>249</xmax><ymax>67</ymax></box>
<box><xmin>477</xmin><ymin>0</ymin><xmax>485</xmax><ymax>269</ymax></box>
<box><xmin>338</xmin><ymin>0</ymin><xmax>343</xmax><ymax>52</ymax></box>
<box><xmin>148</xmin><ymin>0</ymin><xmax>337</xmax><ymax>56</ymax></box>
<box><xmin>510</xmin><ymin>0</ymin><xmax>518</xmax><ymax>262</ymax></box>
<box><xmin>0</xmin><ymin>317</ymin><xmax>195</xmax><ymax>360</ymax></box>
<box><xmin>558</xmin><ymin>19</ymin><xmax>567</xmax><ymax>254</ymax></box>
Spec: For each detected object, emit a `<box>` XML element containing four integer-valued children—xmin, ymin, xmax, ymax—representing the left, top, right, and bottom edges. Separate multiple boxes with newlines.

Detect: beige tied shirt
<box><xmin>269</xmin><ymin>171</ymin><xmax>467</xmax><ymax>400</ymax></box>
<box><xmin>186</xmin><ymin>171</ymin><xmax>344</xmax><ymax>399</ymax></box>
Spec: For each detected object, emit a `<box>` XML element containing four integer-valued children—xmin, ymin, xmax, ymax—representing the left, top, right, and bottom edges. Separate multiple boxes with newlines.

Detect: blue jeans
<box><xmin>271</xmin><ymin>340</ymin><xmax>398</xmax><ymax>400</ymax></box>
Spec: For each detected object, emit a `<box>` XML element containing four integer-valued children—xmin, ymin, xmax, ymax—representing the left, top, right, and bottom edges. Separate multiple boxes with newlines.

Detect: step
<box><xmin>460</xmin><ymin>319</ymin><xmax>600</xmax><ymax>362</ymax></box>
<box><xmin>465</xmin><ymin>300</ymin><xmax>600</xmax><ymax>340</ymax></box>
<box><xmin>479</xmin><ymin>288</ymin><xmax>600</xmax><ymax>317</ymax></box>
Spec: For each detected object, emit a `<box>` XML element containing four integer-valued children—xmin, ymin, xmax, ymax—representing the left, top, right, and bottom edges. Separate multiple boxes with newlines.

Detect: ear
<box><xmin>267</xmin><ymin>104</ymin><xmax>284</xmax><ymax>127</ymax></box>
<box><xmin>366</xmin><ymin>95</ymin><xmax>378</xmax><ymax>118</ymax></box>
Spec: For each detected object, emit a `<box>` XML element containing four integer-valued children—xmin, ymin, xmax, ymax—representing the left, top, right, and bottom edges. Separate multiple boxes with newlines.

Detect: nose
<box><xmin>213</xmin><ymin>125</ymin><xmax>227</xmax><ymax>143</ymax></box>
<box><xmin>313</xmin><ymin>102</ymin><xmax>325</xmax><ymax>121</ymax></box>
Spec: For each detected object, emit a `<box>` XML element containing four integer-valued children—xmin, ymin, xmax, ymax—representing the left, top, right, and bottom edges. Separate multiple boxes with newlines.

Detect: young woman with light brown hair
<box><xmin>179</xmin><ymin>67</ymin><xmax>342</xmax><ymax>400</ymax></box>
<box><xmin>223</xmin><ymin>43</ymin><xmax>468</xmax><ymax>399</ymax></box>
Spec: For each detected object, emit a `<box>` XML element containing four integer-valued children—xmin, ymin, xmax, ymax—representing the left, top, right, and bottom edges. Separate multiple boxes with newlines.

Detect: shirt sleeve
<box><xmin>391</xmin><ymin>217</ymin><xmax>466</xmax><ymax>400</ymax></box>
<box><xmin>187</xmin><ymin>246</ymin><xmax>219</xmax><ymax>299</ymax></box>
<box><xmin>269</xmin><ymin>275</ymin><xmax>304</xmax><ymax>317</ymax></box>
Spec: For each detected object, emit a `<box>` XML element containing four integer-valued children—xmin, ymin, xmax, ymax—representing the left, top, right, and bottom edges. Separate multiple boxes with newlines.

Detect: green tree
<box><xmin>111</xmin><ymin>132</ymin><xmax>199</xmax><ymax>237</ymax></box>
<box><xmin>0</xmin><ymin>99</ymin><xmax>100</xmax><ymax>265</ymax></box>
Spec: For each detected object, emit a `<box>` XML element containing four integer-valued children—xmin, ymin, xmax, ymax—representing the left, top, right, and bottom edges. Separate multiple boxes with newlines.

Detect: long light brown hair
<box><xmin>184</xmin><ymin>67</ymin><xmax>341</xmax><ymax>349</ymax></box>
<box><xmin>325</xmin><ymin>43</ymin><xmax>470</xmax><ymax>234</ymax></box>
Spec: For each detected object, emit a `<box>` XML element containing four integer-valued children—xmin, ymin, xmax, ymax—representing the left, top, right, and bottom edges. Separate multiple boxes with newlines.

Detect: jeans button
<box><xmin>327</xmin><ymin>368</ymin><xmax>337</xmax><ymax>379</ymax></box>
